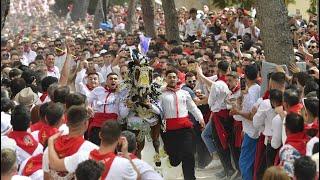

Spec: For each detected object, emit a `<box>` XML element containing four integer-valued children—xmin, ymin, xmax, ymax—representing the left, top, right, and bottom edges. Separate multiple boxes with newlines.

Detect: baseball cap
<box><xmin>100</xmin><ymin>49</ymin><xmax>107</xmax><ymax>55</ymax></box>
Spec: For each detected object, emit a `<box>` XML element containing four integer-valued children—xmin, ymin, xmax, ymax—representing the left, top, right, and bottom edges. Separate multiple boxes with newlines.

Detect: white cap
<box><xmin>136</xmin><ymin>7</ymin><xmax>141</xmax><ymax>11</ymax></box>
<box><xmin>100</xmin><ymin>49</ymin><xmax>107</xmax><ymax>55</ymax></box>
<box><xmin>93</xmin><ymin>53</ymin><xmax>100</xmax><ymax>58</ymax></box>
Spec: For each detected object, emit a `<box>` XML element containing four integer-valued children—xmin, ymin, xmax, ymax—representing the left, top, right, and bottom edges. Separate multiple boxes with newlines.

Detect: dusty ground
<box><xmin>141</xmin><ymin>138</ymin><xmax>222</xmax><ymax>180</ymax></box>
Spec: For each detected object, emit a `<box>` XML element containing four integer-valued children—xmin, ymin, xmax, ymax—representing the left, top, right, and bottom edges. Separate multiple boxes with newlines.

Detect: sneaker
<box><xmin>204</xmin><ymin>159</ymin><xmax>222</xmax><ymax>169</ymax></box>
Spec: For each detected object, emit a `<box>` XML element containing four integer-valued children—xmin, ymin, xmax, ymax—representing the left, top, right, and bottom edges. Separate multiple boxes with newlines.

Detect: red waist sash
<box><xmin>211</xmin><ymin>109</ymin><xmax>230</xmax><ymax>150</ymax></box>
<box><xmin>233</xmin><ymin>121</ymin><xmax>243</xmax><ymax>148</ymax></box>
<box><xmin>88</xmin><ymin>113</ymin><xmax>118</xmax><ymax>134</ymax></box>
<box><xmin>166</xmin><ymin>116</ymin><xmax>193</xmax><ymax>131</ymax></box>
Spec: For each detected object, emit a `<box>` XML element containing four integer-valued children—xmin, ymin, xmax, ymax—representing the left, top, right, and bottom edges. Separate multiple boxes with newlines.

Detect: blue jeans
<box><xmin>239</xmin><ymin>133</ymin><xmax>258</xmax><ymax>180</ymax></box>
<box><xmin>201</xmin><ymin>120</ymin><xmax>216</xmax><ymax>154</ymax></box>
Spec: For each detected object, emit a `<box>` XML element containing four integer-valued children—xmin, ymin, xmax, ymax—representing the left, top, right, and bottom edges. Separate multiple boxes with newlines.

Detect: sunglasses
<box><xmin>308</xmin><ymin>45</ymin><xmax>317</xmax><ymax>49</ymax></box>
<box><xmin>55</xmin><ymin>44</ymin><xmax>62</xmax><ymax>47</ymax></box>
<box><xmin>86</xmin><ymin>43</ymin><xmax>93</xmax><ymax>46</ymax></box>
<box><xmin>308</xmin><ymin>24</ymin><xmax>314</xmax><ymax>28</ymax></box>
<box><xmin>188</xmin><ymin>80</ymin><xmax>196</xmax><ymax>83</ymax></box>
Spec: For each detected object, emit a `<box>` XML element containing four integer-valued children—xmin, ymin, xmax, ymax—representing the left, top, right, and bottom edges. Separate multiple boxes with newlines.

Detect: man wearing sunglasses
<box><xmin>54</xmin><ymin>38</ymin><xmax>67</xmax><ymax>72</ymax></box>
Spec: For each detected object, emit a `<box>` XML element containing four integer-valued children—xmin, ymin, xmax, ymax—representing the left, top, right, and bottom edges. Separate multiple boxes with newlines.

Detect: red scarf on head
<box><xmin>288</xmin><ymin>103</ymin><xmax>303</xmax><ymax>114</ymax></box>
<box><xmin>54</xmin><ymin>135</ymin><xmax>85</xmax><ymax>158</ymax></box>
<box><xmin>89</xmin><ymin>150</ymin><xmax>116</xmax><ymax>180</ymax></box>
<box><xmin>86</xmin><ymin>84</ymin><xmax>94</xmax><ymax>91</ymax></box>
<box><xmin>22</xmin><ymin>153</ymin><xmax>43</xmax><ymax>176</ymax></box>
<box><xmin>30</xmin><ymin>121</ymin><xmax>46</xmax><ymax>132</ymax></box>
<box><xmin>262</xmin><ymin>90</ymin><xmax>270</xmax><ymax>100</ymax></box>
<box><xmin>38</xmin><ymin>124</ymin><xmax>59</xmax><ymax>146</ymax></box>
<box><xmin>40</xmin><ymin>92</ymin><xmax>48</xmax><ymax>102</ymax></box>
<box><xmin>8</xmin><ymin>131</ymin><xmax>38</xmax><ymax>155</ymax></box>
<box><xmin>285</xmin><ymin>132</ymin><xmax>310</xmax><ymax>155</ymax></box>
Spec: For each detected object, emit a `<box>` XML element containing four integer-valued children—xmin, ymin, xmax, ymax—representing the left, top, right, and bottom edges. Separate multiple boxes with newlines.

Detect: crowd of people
<box><xmin>1</xmin><ymin>1</ymin><xmax>319</xmax><ymax>180</ymax></box>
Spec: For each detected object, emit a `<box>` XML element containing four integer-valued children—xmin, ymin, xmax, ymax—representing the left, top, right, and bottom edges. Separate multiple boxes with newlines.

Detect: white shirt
<box><xmin>47</xmin><ymin>66</ymin><xmax>60</xmax><ymax>79</ymax></box>
<box><xmin>306</xmin><ymin>136</ymin><xmax>319</xmax><ymax>156</ymax></box>
<box><xmin>132</xmin><ymin>158</ymin><xmax>163</xmax><ymax>180</ymax></box>
<box><xmin>22</xmin><ymin>50</ymin><xmax>37</xmax><ymax>65</ymax></box>
<box><xmin>18</xmin><ymin>156</ymin><xmax>44</xmax><ymax>180</ymax></box>
<box><xmin>1</xmin><ymin>135</ymin><xmax>17</xmax><ymax>151</ymax></box>
<box><xmin>233</xmin><ymin>84</ymin><xmax>261</xmax><ymax>139</ymax></box>
<box><xmin>54</xmin><ymin>53</ymin><xmax>67</xmax><ymax>73</ymax></box>
<box><xmin>64</xmin><ymin>152</ymin><xmax>137</xmax><ymax>180</ymax></box>
<box><xmin>241</xmin><ymin>27</ymin><xmax>260</xmax><ymax>42</ymax></box>
<box><xmin>15</xmin><ymin>141</ymin><xmax>43</xmax><ymax>166</ymax></box>
<box><xmin>35</xmin><ymin>93</ymin><xmax>51</xmax><ymax>105</ymax></box>
<box><xmin>208</xmin><ymin>80</ymin><xmax>230</xmax><ymax>112</ymax></box>
<box><xmin>159</xmin><ymin>89</ymin><xmax>203</xmax><ymax>122</ymax></box>
<box><xmin>184</xmin><ymin>18</ymin><xmax>206</xmax><ymax>38</ymax></box>
<box><xmin>271</xmin><ymin>114</ymin><xmax>283</xmax><ymax>149</ymax></box>
<box><xmin>253</xmin><ymin>99</ymin><xmax>277</xmax><ymax>140</ymax></box>
<box><xmin>88</xmin><ymin>87</ymin><xmax>128</xmax><ymax>119</ymax></box>
<box><xmin>42</xmin><ymin>140</ymin><xmax>98</xmax><ymax>177</ymax></box>
<box><xmin>11</xmin><ymin>175</ymin><xmax>32</xmax><ymax>180</ymax></box>
<box><xmin>75</xmin><ymin>69</ymin><xmax>105</xmax><ymax>93</ymax></box>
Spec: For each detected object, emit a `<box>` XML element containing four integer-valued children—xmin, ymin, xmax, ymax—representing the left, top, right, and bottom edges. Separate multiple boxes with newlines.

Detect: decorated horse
<box><xmin>119</xmin><ymin>49</ymin><xmax>163</xmax><ymax>166</ymax></box>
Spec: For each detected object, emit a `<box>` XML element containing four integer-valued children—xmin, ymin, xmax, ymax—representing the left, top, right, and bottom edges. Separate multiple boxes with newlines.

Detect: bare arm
<box><xmin>47</xmin><ymin>132</ymin><xmax>67</xmax><ymax>172</ymax></box>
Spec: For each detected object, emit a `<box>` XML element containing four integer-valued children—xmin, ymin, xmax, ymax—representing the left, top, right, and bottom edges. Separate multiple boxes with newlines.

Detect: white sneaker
<box><xmin>204</xmin><ymin>159</ymin><xmax>222</xmax><ymax>169</ymax></box>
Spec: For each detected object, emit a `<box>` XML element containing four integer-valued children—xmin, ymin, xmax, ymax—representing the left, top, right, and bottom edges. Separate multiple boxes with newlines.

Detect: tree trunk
<box><xmin>126</xmin><ymin>0</ymin><xmax>136</xmax><ymax>34</ymax></box>
<box><xmin>161</xmin><ymin>0</ymin><xmax>180</xmax><ymax>44</ymax></box>
<box><xmin>256</xmin><ymin>0</ymin><xmax>294</xmax><ymax>66</ymax></box>
<box><xmin>93</xmin><ymin>0</ymin><xmax>104</xmax><ymax>29</ymax></box>
<box><xmin>141</xmin><ymin>0</ymin><xmax>156</xmax><ymax>38</ymax></box>
<box><xmin>1</xmin><ymin>0</ymin><xmax>10</xmax><ymax>31</ymax></box>
<box><xmin>71</xmin><ymin>0</ymin><xmax>90</xmax><ymax>21</ymax></box>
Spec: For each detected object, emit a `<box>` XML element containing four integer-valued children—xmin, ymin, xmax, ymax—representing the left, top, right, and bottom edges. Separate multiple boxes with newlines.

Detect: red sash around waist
<box><xmin>165</xmin><ymin>116</ymin><xmax>193</xmax><ymax>131</ymax></box>
<box><xmin>211</xmin><ymin>109</ymin><xmax>230</xmax><ymax>150</ymax></box>
<box><xmin>233</xmin><ymin>121</ymin><xmax>243</xmax><ymax>148</ymax></box>
<box><xmin>88</xmin><ymin>113</ymin><xmax>118</xmax><ymax>134</ymax></box>
<box><xmin>253</xmin><ymin>134</ymin><xmax>266</xmax><ymax>180</ymax></box>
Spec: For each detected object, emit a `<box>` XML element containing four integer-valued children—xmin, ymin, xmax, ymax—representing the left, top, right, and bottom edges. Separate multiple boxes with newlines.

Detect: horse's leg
<box><xmin>151</xmin><ymin>123</ymin><xmax>161</xmax><ymax>166</ymax></box>
<box><xmin>133</xmin><ymin>130</ymin><xmax>145</xmax><ymax>159</ymax></box>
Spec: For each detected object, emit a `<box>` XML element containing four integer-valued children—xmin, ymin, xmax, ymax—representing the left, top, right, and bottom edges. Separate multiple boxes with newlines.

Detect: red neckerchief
<box><xmin>54</xmin><ymin>135</ymin><xmax>85</xmax><ymax>158</ymax></box>
<box><xmin>86</xmin><ymin>84</ymin><xmax>94</xmax><ymax>91</ymax></box>
<box><xmin>262</xmin><ymin>90</ymin><xmax>270</xmax><ymax>100</ymax></box>
<box><xmin>288</xmin><ymin>103</ymin><xmax>303</xmax><ymax>114</ymax></box>
<box><xmin>305</xmin><ymin>118</ymin><xmax>319</xmax><ymax>131</ymax></box>
<box><xmin>217</xmin><ymin>75</ymin><xmax>227</xmax><ymax>83</ymax></box>
<box><xmin>38</xmin><ymin>124</ymin><xmax>59</xmax><ymax>146</ymax></box>
<box><xmin>285</xmin><ymin>132</ymin><xmax>309</xmax><ymax>155</ymax></box>
<box><xmin>30</xmin><ymin>121</ymin><xmax>46</xmax><ymax>132</ymax></box>
<box><xmin>166</xmin><ymin>86</ymin><xmax>180</xmax><ymax>92</ymax></box>
<box><xmin>47</xmin><ymin>66</ymin><xmax>55</xmax><ymax>73</ymax></box>
<box><xmin>166</xmin><ymin>86</ymin><xmax>181</xmax><ymax>117</ymax></box>
<box><xmin>231</xmin><ymin>84</ymin><xmax>240</xmax><ymax>94</ymax></box>
<box><xmin>89</xmin><ymin>149</ymin><xmax>116</xmax><ymax>180</ymax></box>
<box><xmin>40</xmin><ymin>92</ymin><xmax>48</xmax><ymax>102</ymax></box>
<box><xmin>8</xmin><ymin>131</ymin><xmax>38</xmax><ymax>155</ymax></box>
<box><xmin>22</xmin><ymin>153</ymin><xmax>43</xmax><ymax>176</ymax></box>
<box><xmin>105</xmin><ymin>86</ymin><xmax>116</xmax><ymax>93</ymax></box>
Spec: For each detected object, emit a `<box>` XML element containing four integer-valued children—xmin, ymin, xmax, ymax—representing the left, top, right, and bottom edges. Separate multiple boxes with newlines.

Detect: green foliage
<box><xmin>211</xmin><ymin>0</ymin><xmax>296</xmax><ymax>9</ymax></box>
<box><xmin>307</xmin><ymin>0</ymin><xmax>317</xmax><ymax>14</ymax></box>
